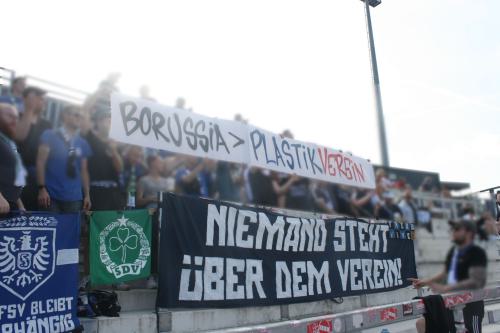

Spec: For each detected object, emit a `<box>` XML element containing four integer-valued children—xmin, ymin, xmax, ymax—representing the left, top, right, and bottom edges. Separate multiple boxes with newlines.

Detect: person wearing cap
<box><xmin>411</xmin><ymin>219</ymin><xmax>487</xmax><ymax>333</ymax></box>
<box><xmin>0</xmin><ymin>77</ymin><xmax>26</xmax><ymax>113</ymax></box>
<box><xmin>15</xmin><ymin>86</ymin><xmax>51</xmax><ymax>210</ymax></box>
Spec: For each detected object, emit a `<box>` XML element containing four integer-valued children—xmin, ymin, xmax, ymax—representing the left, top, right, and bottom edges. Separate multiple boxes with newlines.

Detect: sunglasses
<box><xmin>66</xmin><ymin>148</ymin><xmax>77</xmax><ymax>178</ymax></box>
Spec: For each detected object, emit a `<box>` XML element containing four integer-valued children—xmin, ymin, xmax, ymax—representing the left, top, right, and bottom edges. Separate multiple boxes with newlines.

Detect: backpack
<box><xmin>87</xmin><ymin>290</ymin><xmax>121</xmax><ymax>317</ymax></box>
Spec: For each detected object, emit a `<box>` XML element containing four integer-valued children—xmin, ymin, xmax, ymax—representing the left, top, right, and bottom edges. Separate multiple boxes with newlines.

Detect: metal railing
<box><xmin>216</xmin><ymin>285</ymin><xmax>500</xmax><ymax>333</ymax></box>
<box><xmin>0</xmin><ymin>67</ymin><xmax>90</xmax><ymax>126</ymax></box>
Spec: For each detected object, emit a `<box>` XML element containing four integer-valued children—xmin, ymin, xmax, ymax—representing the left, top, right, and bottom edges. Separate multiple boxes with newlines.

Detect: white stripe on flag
<box><xmin>56</xmin><ymin>249</ymin><xmax>79</xmax><ymax>265</ymax></box>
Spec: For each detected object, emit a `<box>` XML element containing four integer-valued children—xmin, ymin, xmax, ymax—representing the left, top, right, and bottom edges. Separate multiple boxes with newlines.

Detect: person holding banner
<box><xmin>411</xmin><ymin>219</ymin><xmax>487</xmax><ymax>333</ymax></box>
<box><xmin>0</xmin><ymin>103</ymin><xmax>26</xmax><ymax>213</ymax></box>
<box><xmin>175</xmin><ymin>155</ymin><xmax>207</xmax><ymax>196</ymax></box>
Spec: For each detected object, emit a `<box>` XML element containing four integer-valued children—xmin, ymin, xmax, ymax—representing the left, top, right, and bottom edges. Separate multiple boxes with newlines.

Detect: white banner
<box><xmin>110</xmin><ymin>93</ymin><xmax>375</xmax><ymax>189</ymax></box>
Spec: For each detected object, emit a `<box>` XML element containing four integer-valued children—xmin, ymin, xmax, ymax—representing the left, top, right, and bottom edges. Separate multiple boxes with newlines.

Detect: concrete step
<box><xmin>80</xmin><ymin>310</ymin><xmax>157</xmax><ymax>333</ymax></box>
<box><xmin>197</xmin><ymin>301</ymin><xmax>500</xmax><ymax>333</ymax></box>
<box><xmin>483</xmin><ymin>324</ymin><xmax>500</xmax><ymax>333</ymax></box>
<box><xmin>158</xmin><ymin>305</ymin><xmax>282</xmax><ymax>333</ymax></box>
<box><xmin>115</xmin><ymin>289</ymin><xmax>157</xmax><ymax>312</ymax></box>
<box><xmin>78</xmin><ymin>296</ymin><xmax>500</xmax><ymax>332</ymax></box>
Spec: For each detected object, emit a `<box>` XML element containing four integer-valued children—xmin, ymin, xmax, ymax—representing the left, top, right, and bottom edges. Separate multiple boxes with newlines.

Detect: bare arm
<box><xmin>108</xmin><ymin>141</ymin><xmax>123</xmax><ymax>173</ymax></box>
<box><xmin>272</xmin><ymin>175</ymin><xmax>298</xmax><ymax>195</ymax></box>
<box><xmin>180</xmin><ymin>162</ymin><xmax>204</xmax><ymax>183</ymax></box>
<box><xmin>36</xmin><ymin>144</ymin><xmax>51</xmax><ymax>208</ymax></box>
<box><xmin>16</xmin><ymin>198</ymin><xmax>25</xmax><ymax>211</ymax></box>
<box><xmin>446</xmin><ymin>266</ymin><xmax>486</xmax><ymax>292</ymax></box>
<box><xmin>409</xmin><ymin>270</ymin><xmax>446</xmax><ymax>288</ymax></box>
<box><xmin>0</xmin><ymin>192</ymin><xmax>10</xmax><ymax>213</ymax></box>
<box><xmin>136</xmin><ymin>178</ymin><xmax>156</xmax><ymax>207</ymax></box>
<box><xmin>351</xmin><ymin>190</ymin><xmax>373</xmax><ymax>206</ymax></box>
<box><xmin>81</xmin><ymin>159</ymin><xmax>91</xmax><ymax>211</ymax></box>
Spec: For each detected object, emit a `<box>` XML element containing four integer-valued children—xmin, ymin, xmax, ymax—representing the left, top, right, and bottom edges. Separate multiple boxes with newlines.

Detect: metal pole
<box><xmin>364</xmin><ymin>0</ymin><xmax>390</xmax><ymax>166</ymax></box>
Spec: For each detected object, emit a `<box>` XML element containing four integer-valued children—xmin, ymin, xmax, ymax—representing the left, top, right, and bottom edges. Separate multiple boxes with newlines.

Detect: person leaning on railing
<box><xmin>410</xmin><ymin>219</ymin><xmax>487</xmax><ymax>333</ymax></box>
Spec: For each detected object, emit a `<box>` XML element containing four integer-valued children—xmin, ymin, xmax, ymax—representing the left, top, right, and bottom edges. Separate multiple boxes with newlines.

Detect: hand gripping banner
<box><xmin>0</xmin><ymin>212</ymin><xmax>81</xmax><ymax>332</ymax></box>
<box><xmin>158</xmin><ymin>193</ymin><xmax>417</xmax><ymax>308</ymax></box>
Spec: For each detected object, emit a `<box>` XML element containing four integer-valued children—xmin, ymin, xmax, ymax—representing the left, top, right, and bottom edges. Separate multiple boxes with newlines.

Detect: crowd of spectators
<box><xmin>0</xmin><ymin>74</ymin><xmax>498</xmax><ymax>234</ymax></box>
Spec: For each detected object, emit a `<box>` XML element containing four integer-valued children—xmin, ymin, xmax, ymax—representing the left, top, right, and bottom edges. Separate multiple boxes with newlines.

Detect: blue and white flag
<box><xmin>0</xmin><ymin>212</ymin><xmax>80</xmax><ymax>332</ymax></box>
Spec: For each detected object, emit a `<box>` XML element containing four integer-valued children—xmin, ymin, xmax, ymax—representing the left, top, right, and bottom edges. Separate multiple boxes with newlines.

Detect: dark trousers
<box><xmin>463</xmin><ymin>301</ymin><xmax>484</xmax><ymax>333</ymax></box>
<box><xmin>89</xmin><ymin>186</ymin><xmax>125</xmax><ymax>211</ymax></box>
<box><xmin>48</xmin><ymin>199</ymin><xmax>82</xmax><ymax>213</ymax></box>
<box><xmin>21</xmin><ymin>184</ymin><xmax>39</xmax><ymax>211</ymax></box>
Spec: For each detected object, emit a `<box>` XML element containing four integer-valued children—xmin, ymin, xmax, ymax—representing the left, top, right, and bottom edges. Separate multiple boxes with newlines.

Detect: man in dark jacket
<box><xmin>410</xmin><ymin>219</ymin><xmax>487</xmax><ymax>333</ymax></box>
<box><xmin>0</xmin><ymin>103</ymin><xmax>26</xmax><ymax>213</ymax></box>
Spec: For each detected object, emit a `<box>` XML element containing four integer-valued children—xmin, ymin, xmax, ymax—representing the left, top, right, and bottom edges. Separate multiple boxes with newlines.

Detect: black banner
<box><xmin>158</xmin><ymin>193</ymin><xmax>417</xmax><ymax>308</ymax></box>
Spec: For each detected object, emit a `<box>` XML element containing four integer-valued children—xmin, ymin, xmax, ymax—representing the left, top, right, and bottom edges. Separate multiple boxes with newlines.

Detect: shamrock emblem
<box><xmin>109</xmin><ymin>225</ymin><xmax>138</xmax><ymax>264</ymax></box>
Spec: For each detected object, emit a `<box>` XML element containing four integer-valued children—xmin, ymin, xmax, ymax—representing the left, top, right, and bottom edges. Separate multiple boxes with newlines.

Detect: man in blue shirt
<box><xmin>36</xmin><ymin>105</ymin><xmax>92</xmax><ymax>212</ymax></box>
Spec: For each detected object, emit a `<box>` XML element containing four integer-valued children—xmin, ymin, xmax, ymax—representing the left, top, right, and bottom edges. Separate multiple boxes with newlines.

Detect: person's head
<box><xmin>147</xmin><ymin>154</ymin><xmax>162</xmax><ymax>173</ymax></box>
<box><xmin>449</xmin><ymin>219</ymin><xmax>476</xmax><ymax>246</ymax></box>
<box><xmin>175</xmin><ymin>97</ymin><xmax>186</xmax><ymax>109</ymax></box>
<box><xmin>93</xmin><ymin>109</ymin><xmax>111</xmax><ymax>135</ymax></box>
<box><xmin>126</xmin><ymin>146</ymin><xmax>144</xmax><ymax>165</ymax></box>
<box><xmin>139</xmin><ymin>85</ymin><xmax>150</xmax><ymax>99</ymax></box>
<box><xmin>281</xmin><ymin>129</ymin><xmax>294</xmax><ymax>139</ymax></box>
<box><xmin>375</xmin><ymin>168</ymin><xmax>386</xmax><ymax>180</ymax></box>
<box><xmin>403</xmin><ymin>188</ymin><xmax>413</xmax><ymax>201</ymax></box>
<box><xmin>22</xmin><ymin>87</ymin><xmax>46</xmax><ymax>113</ymax></box>
<box><xmin>0</xmin><ymin>103</ymin><xmax>19</xmax><ymax>139</ymax></box>
<box><xmin>422</xmin><ymin>176</ymin><xmax>432</xmax><ymax>185</ymax></box>
<box><xmin>61</xmin><ymin>105</ymin><xmax>84</xmax><ymax>131</ymax></box>
<box><xmin>11</xmin><ymin>77</ymin><xmax>26</xmax><ymax>96</ymax></box>
<box><xmin>234</xmin><ymin>114</ymin><xmax>248</xmax><ymax>124</ymax></box>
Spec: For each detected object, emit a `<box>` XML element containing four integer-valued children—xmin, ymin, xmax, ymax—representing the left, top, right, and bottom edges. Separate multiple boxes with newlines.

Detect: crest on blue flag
<box><xmin>0</xmin><ymin>227</ymin><xmax>56</xmax><ymax>301</ymax></box>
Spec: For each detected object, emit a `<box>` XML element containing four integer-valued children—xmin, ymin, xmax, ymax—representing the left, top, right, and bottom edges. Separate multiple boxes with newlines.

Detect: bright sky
<box><xmin>3</xmin><ymin>0</ymin><xmax>499</xmax><ymax>192</ymax></box>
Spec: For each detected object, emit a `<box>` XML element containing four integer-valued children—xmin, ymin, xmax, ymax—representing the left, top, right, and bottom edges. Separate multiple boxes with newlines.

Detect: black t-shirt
<box><xmin>0</xmin><ymin>137</ymin><xmax>22</xmax><ymax>202</ymax></box>
<box><xmin>445</xmin><ymin>244</ymin><xmax>487</xmax><ymax>282</ymax></box>
<box><xmin>249</xmin><ymin>170</ymin><xmax>277</xmax><ymax>207</ymax></box>
<box><xmin>284</xmin><ymin>177</ymin><xmax>313</xmax><ymax>211</ymax></box>
<box><xmin>18</xmin><ymin>118</ymin><xmax>52</xmax><ymax>168</ymax></box>
<box><xmin>85</xmin><ymin>131</ymin><xmax>119</xmax><ymax>183</ymax></box>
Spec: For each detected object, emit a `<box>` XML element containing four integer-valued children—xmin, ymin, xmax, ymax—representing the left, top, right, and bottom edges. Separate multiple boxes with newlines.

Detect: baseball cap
<box><xmin>22</xmin><ymin>86</ymin><xmax>47</xmax><ymax>98</ymax></box>
<box><xmin>448</xmin><ymin>219</ymin><xmax>477</xmax><ymax>233</ymax></box>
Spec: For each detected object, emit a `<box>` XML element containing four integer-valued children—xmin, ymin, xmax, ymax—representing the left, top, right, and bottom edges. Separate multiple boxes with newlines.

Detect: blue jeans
<box><xmin>49</xmin><ymin>199</ymin><xmax>82</xmax><ymax>213</ymax></box>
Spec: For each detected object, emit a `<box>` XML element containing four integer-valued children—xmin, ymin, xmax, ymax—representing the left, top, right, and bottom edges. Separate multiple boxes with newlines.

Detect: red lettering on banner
<box><xmin>318</xmin><ymin>148</ymin><xmax>328</xmax><ymax>175</ymax></box>
<box><xmin>353</xmin><ymin>163</ymin><xmax>365</xmax><ymax>183</ymax></box>
<box><xmin>307</xmin><ymin>320</ymin><xmax>333</xmax><ymax>333</ymax></box>
<box><xmin>317</xmin><ymin>148</ymin><xmax>367</xmax><ymax>183</ymax></box>
<box><xmin>380</xmin><ymin>307</ymin><xmax>398</xmax><ymax>322</ymax></box>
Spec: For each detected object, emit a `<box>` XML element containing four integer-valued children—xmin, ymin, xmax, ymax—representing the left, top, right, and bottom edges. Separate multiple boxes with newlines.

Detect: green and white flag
<box><xmin>90</xmin><ymin>210</ymin><xmax>152</xmax><ymax>285</ymax></box>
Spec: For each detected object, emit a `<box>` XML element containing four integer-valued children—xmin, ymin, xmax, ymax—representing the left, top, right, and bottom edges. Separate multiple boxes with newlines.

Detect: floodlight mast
<box><xmin>361</xmin><ymin>0</ymin><xmax>389</xmax><ymax>166</ymax></box>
